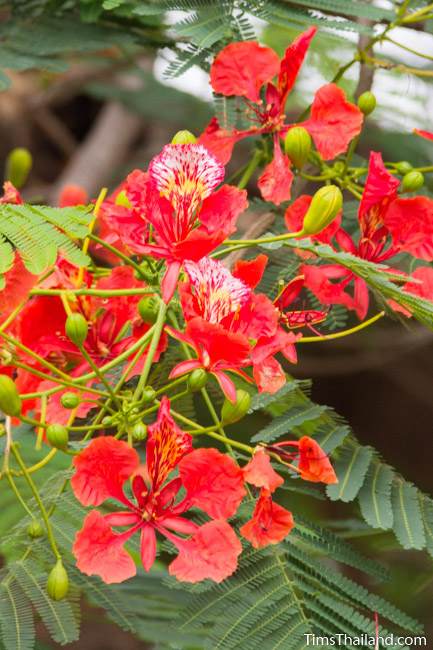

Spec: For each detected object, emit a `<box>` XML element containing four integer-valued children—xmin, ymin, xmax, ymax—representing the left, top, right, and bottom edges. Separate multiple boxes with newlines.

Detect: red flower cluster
<box><xmin>72</xmin><ymin>398</ymin><xmax>336</xmax><ymax>583</ymax></box>
<box><xmin>199</xmin><ymin>28</ymin><xmax>363</xmax><ymax>204</ymax></box>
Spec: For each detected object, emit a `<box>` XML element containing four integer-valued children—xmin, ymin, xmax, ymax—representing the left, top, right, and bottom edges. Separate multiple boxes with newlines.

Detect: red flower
<box><xmin>125</xmin><ymin>144</ymin><xmax>247</xmax><ymax>302</ymax></box>
<box><xmin>0</xmin><ymin>254</ymin><xmax>39</xmax><ymax>321</ymax></box>
<box><xmin>179</xmin><ymin>447</ymin><xmax>246</xmax><ymax>519</ymax></box>
<box><xmin>413</xmin><ymin>129</ymin><xmax>433</xmax><ymax>142</ymax></box>
<box><xmin>200</xmin><ymin>29</ymin><xmax>363</xmax><ymax>204</ymax></box>
<box><xmin>242</xmin><ymin>448</ymin><xmax>284</xmax><ymax>493</ymax></box>
<box><xmin>72</xmin><ymin>399</ymin><xmax>243</xmax><ymax>583</ymax></box>
<box><xmin>58</xmin><ymin>185</ymin><xmax>89</xmax><ymax>207</ymax></box>
<box><xmin>389</xmin><ymin>266</ymin><xmax>433</xmax><ymax>317</ymax></box>
<box><xmin>302</xmin><ymin>152</ymin><xmax>433</xmax><ymax>319</ymax></box>
<box><xmin>240</xmin><ymin>489</ymin><xmax>294</xmax><ymax>549</ymax></box>
<box><xmin>269</xmin><ymin>436</ymin><xmax>338</xmax><ymax>484</ymax></box>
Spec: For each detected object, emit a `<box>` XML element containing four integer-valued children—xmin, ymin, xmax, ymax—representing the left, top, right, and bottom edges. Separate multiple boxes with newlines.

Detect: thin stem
<box><xmin>76</xmin><ymin>188</ymin><xmax>107</xmax><ymax>287</ymax></box>
<box><xmin>78</xmin><ymin>343</ymin><xmax>122</xmax><ymax>409</ymax></box>
<box><xmin>237</xmin><ymin>150</ymin><xmax>262</xmax><ymax>189</ymax></box>
<box><xmin>31</xmin><ymin>287</ymin><xmax>154</xmax><ymax>297</ymax></box>
<box><xmin>298</xmin><ymin>311</ymin><xmax>385</xmax><ymax>343</ymax></box>
<box><xmin>89</xmin><ymin>234</ymin><xmax>145</xmax><ymax>277</ymax></box>
<box><xmin>0</xmin><ymin>331</ymin><xmax>74</xmax><ymax>383</ymax></box>
<box><xmin>11</xmin><ymin>444</ymin><xmax>61</xmax><ymax>560</ymax></box>
<box><xmin>133</xmin><ymin>300</ymin><xmax>167</xmax><ymax>402</ymax></box>
<box><xmin>36</xmin><ymin>394</ymin><xmax>47</xmax><ymax>450</ymax></box>
<box><xmin>385</xmin><ymin>36</ymin><xmax>433</xmax><ymax>61</ymax></box>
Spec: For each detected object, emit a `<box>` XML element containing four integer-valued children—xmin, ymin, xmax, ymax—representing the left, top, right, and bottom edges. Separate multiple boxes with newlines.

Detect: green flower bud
<box><xmin>141</xmin><ymin>387</ymin><xmax>156</xmax><ymax>404</ymax></box>
<box><xmin>284</xmin><ymin>127</ymin><xmax>311</xmax><ymax>169</ymax></box>
<box><xmin>188</xmin><ymin>368</ymin><xmax>208</xmax><ymax>392</ymax></box>
<box><xmin>221</xmin><ymin>389</ymin><xmax>251</xmax><ymax>425</ymax></box>
<box><xmin>115</xmin><ymin>190</ymin><xmax>132</xmax><ymax>208</ymax></box>
<box><xmin>138</xmin><ymin>296</ymin><xmax>160</xmax><ymax>324</ymax></box>
<box><xmin>5</xmin><ymin>147</ymin><xmax>33</xmax><ymax>189</ymax></box>
<box><xmin>46</xmin><ymin>424</ymin><xmax>69</xmax><ymax>450</ymax></box>
<box><xmin>60</xmin><ymin>392</ymin><xmax>80</xmax><ymax>410</ymax></box>
<box><xmin>301</xmin><ymin>185</ymin><xmax>343</xmax><ymax>236</ymax></box>
<box><xmin>357</xmin><ymin>91</ymin><xmax>376</xmax><ymax>116</ymax></box>
<box><xmin>395</xmin><ymin>161</ymin><xmax>412</xmax><ymax>175</ymax></box>
<box><xmin>401</xmin><ymin>170</ymin><xmax>424</xmax><ymax>193</ymax></box>
<box><xmin>171</xmin><ymin>130</ymin><xmax>197</xmax><ymax>145</ymax></box>
<box><xmin>47</xmin><ymin>560</ymin><xmax>69</xmax><ymax>601</ymax></box>
<box><xmin>0</xmin><ymin>375</ymin><xmax>22</xmax><ymax>417</ymax></box>
<box><xmin>132</xmin><ymin>422</ymin><xmax>147</xmax><ymax>442</ymax></box>
<box><xmin>102</xmin><ymin>415</ymin><xmax>115</xmax><ymax>427</ymax></box>
<box><xmin>65</xmin><ymin>313</ymin><xmax>88</xmax><ymax>347</ymax></box>
<box><xmin>27</xmin><ymin>520</ymin><xmax>44</xmax><ymax>539</ymax></box>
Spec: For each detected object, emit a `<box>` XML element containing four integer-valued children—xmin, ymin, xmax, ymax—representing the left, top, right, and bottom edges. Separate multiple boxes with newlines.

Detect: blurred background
<box><xmin>0</xmin><ymin>1</ymin><xmax>432</xmax><ymax>647</ymax></box>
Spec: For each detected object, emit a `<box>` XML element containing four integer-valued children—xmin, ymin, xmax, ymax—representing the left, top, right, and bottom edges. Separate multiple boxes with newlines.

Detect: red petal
<box><xmin>0</xmin><ymin>181</ymin><xmax>23</xmax><ymax>204</ymax></box>
<box><xmin>186</xmin><ymin>317</ymin><xmax>250</xmax><ymax>369</ymax></box>
<box><xmin>73</xmin><ymin>510</ymin><xmax>137</xmax><ymax>584</ymax></box>
<box><xmin>140</xmin><ymin>525</ymin><xmax>157</xmax><ymax>571</ymax></box>
<box><xmin>243</xmin><ymin>449</ymin><xmax>284</xmax><ymax>493</ymax></box>
<box><xmin>414</xmin><ymin>128</ymin><xmax>433</xmax><ymax>142</ymax></box>
<box><xmin>199</xmin><ymin>184</ymin><xmax>248</xmax><ymax>235</ymax></box>
<box><xmin>161</xmin><ymin>260</ymin><xmax>182</xmax><ymax>303</ymax></box>
<box><xmin>169</xmin><ymin>520</ymin><xmax>242</xmax><ymax>583</ymax></box>
<box><xmin>278</xmin><ymin>27</ymin><xmax>317</xmax><ymax>105</ymax></box>
<box><xmin>359</xmin><ymin>151</ymin><xmax>400</xmax><ymax>235</ymax></box>
<box><xmin>71</xmin><ymin>437</ymin><xmax>139</xmax><ymax>507</ymax></box>
<box><xmin>213</xmin><ymin>370</ymin><xmax>238</xmax><ymax>403</ymax></box>
<box><xmin>390</xmin><ymin>266</ymin><xmax>433</xmax><ymax>317</ymax></box>
<box><xmin>384</xmin><ymin>196</ymin><xmax>433</xmax><ymax>261</ymax></box>
<box><xmin>198</xmin><ymin>118</ymin><xmax>246</xmax><ymax>165</ymax></box>
<box><xmin>169</xmin><ymin>359</ymin><xmax>202</xmax><ymax>379</ymax></box>
<box><xmin>240</xmin><ymin>490</ymin><xmax>294</xmax><ymax>548</ymax></box>
<box><xmin>146</xmin><ymin>396</ymin><xmax>193</xmax><ymax>491</ymax></box>
<box><xmin>301</xmin><ymin>84</ymin><xmax>363</xmax><ymax>160</ymax></box>
<box><xmin>233</xmin><ymin>254</ymin><xmax>268</xmax><ymax>288</ymax></box>
<box><xmin>258</xmin><ymin>139</ymin><xmax>293</xmax><ymax>205</ymax></box>
<box><xmin>302</xmin><ymin>264</ymin><xmax>359</xmax><ymax>315</ymax></box>
<box><xmin>298</xmin><ymin>436</ymin><xmax>338</xmax><ymax>484</ymax></box>
<box><xmin>58</xmin><ymin>184</ymin><xmax>89</xmax><ymax>207</ymax></box>
<box><xmin>179</xmin><ymin>447</ymin><xmax>246</xmax><ymax>519</ymax></box>
<box><xmin>210</xmin><ymin>42</ymin><xmax>280</xmax><ymax>102</ymax></box>
<box><xmin>252</xmin><ymin>355</ymin><xmax>287</xmax><ymax>394</ymax></box>
<box><xmin>0</xmin><ymin>254</ymin><xmax>38</xmax><ymax>320</ymax></box>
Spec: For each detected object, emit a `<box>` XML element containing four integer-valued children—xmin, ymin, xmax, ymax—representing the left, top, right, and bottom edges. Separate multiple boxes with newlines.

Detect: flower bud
<box><xmin>0</xmin><ymin>375</ymin><xmax>22</xmax><ymax>417</ymax></box>
<box><xmin>188</xmin><ymin>368</ymin><xmax>208</xmax><ymax>392</ymax></box>
<box><xmin>115</xmin><ymin>190</ymin><xmax>132</xmax><ymax>208</ymax></box>
<box><xmin>27</xmin><ymin>520</ymin><xmax>44</xmax><ymax>539</ymax></box>
<box><xmin>138</xmin><ymin>296</ymin><xmax>160</xmax><ymax>324</ymax></box>
<box><xmin>301</xmin><ymin>185</ymin><xmax>343</xmax><ymax>236</ymax></box>
<box><xmin>60</xmin><ymin>392</ymin><xmax>80</xmax><ymax>410</ymax></box>
<box><xmin>284</xmin><ymin>127</ymin><xmax>311</xmax><ymax>169</ymax></box>
<box><xmin>102</xmin><ymin>415</ymin><xmax>115</xmax><ymax>427</ymax></box>
<box><xmin>47</xmin><ymin>560</ymin><xmax>69</xmax><ymax>601</ymax></box>
<box><xmin>357</xmin><ymin>91</ymin><xmax>376</xmax><ymax>115</ymax></box>
<box><xmin>171</xmin><ymin>130</ymin><xmax>197</xmax><ymax>145</ymax></box>
<box><xmin>401</xmin><ymin>170</ymin><xmax>424</xmax><ymax>193</ymax></box>
<box><xmin>132</xmin><ymin>422</ymin><xmax>147</xmax><ymax>442</ymax></box>
<box><xmin>221</xmin><ymin>389</ymin><xmax>251</xmax><ymax>424</ymax></box>
<box><xmin>5</xmin><ymin>147</ymin><xmax>32</xmax><ymax>189</ymax></box>
<box><xmin>65</xmin><ymin>313</ymin><xmax>88</xmax><ymax>347</ymax></box>
<box><xmin>395</xmin><ymin>161</ymin><xmax>412</xmax><ymax>175</ymax></box>
<box><xmin>46</xmin><ymin>424</ymin><xmax>69</xmax><ymax>450</ymax></box>
<box><xmin>141</xmin><ymin>387</ymin><xmax>156</xmax><ymax>404</ymax></box>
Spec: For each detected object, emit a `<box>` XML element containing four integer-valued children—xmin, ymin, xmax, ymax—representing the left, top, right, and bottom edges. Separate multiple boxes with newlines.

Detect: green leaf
<box><xmin>0</xmin><ymin>580</ymin><xmax>35</xmax><ymax>650</ymax></box>
<box><xmin>327</xmin><ymin>443</ymin><xmax>373</xmax><ymax>502</ymax></box>
<box><xmin>419</xmin><ymin>494</ymin><xmax>433</xmax><ymax>559</ymax></box>
<box><xmin>392</xmin><ymin>480</ymin><xmax>426</xmax><ymax>550</ymax></box>
<box><xmin>251</xmin><ymin>404</ymin><xmax>327</xmax><ymax>443</ymax></box>
<box><xmin>358</xmin><ymin>461</ymin><xmax>395</xmax><ymax>530</ymax></box>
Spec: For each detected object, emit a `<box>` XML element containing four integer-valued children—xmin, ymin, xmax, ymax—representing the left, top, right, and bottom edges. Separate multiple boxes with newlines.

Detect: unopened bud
<box><xmin>221</xmin><ymin>389</ymin><xmax>251</xmax><ymax>424</ymax></box>
<box><xmin>284</xmin><ymin>127</ymin><xmax>311</xmax><ymax>169</ymax></box>
<box><xmin>132</xmin><ymin>422</ymin><xmax>147</xmax><ymax>442</ymax></box>
<box><xmin>65</xmin><ymin>313</ymin><xmax>88</xmax><ymax>347</ymax></box>
<box><xmin>138</xmin><ymin>296</ymin><xmax>160</xmax><ymax>324</ymax></box>
<box><xmin>395</xmin><ymin>161</ymin><xmax>412</xmax><ymax>175</ymax></box>
<box><xmin>141</xmin><ymin>387</ymin><xmax>156</xmax><ymax>405</ymax></box>
<box><xmin>171</xmin><ymin>130</ymin><xmax>197</xmax><ymax>145</ymax></box>
<box><xmin>401</xmin><ymin>170</ymin><xmax>424</xmax><ymax>193</ymax></box>
<box><xmin>357</xmin><ymin>91</ymin><xmax>376</xmax><ymax>116</ymax></box>
<box><xmin>5</xmin><ymin>148</ymin><xmax>32</xmax><ymax>189</ymax></box>
<box><xmin>47</xmin><ymin>560</ymin><xmax>69</xmax><ymax>601</ymax></box>
<box><xmin>46</xmin><ymin>424</ymin><xmax>69</xmax><ymax>450</ymax></box>
<box><xmin>60</xmin><ymin>392</ymin><xmax>80</xmax><ymax>410</ymax></box>
<box><xmin>188</xmin><ymin>368</ymin><xmax>208</xmax><ymax>392</ymax></box>
<box><xmin>0</xmin><ymin>375</ymin><xmax>22</xmax><ymax>417</ymax></box>
<box><xmin>301</xmin><ymin>185</ymin><xmax>343</xmax><ymax>236</ymax></box>
<box><xmin>27</xmin><ymin>520</ymin><xmax>44</xmax><ymax>539</ymax></box>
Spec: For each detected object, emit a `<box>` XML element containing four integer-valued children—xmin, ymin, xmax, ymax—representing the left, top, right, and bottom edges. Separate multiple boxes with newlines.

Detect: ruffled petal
<box><xmin>169</xmin><ymin>520</ymin><xmax>242</xmax><ymax>583</ymax></box>
<box><xmin>240</xmin><ymin>490</ymin><xmax>294</xmax><ymax>549</ymax></box>
<box><xmin>233</xmin><ymin>254</ymin><xmax>268</xmax><ymax>288</ymax></box>
<box><xmin>199</xmin><ymin>118</ymin><xmax>247</xmax><ymax>165</ymax></box>
<box><xmin>358</xmin><ymin>151</ymin><xmax>400</xmax><ymax>236</ymax></box>
<box><xmin>384</xmin><ymin>196</ymin><xmax>433</xmax><ymax>261</ymax></box>
<box><xmin>73</xmin><ymin>510</ymin><xmax>137</xmax><ymax>584</ymax></box>
<box><xmin>243</xmin><ymin>449</ymin><xmax>284</xmax><ymax>493</ymax></box>
<box><xmin>210</xmin><ymin>42</ymin><xmax>280</xmax><ymax>102</ymax></box>
<box><xmin>179</xmin><ymin>447</ymin><xmax>246</xmax><ymax>519</ymax></box>
<box><xmin>258</xmin><ymin>139</ymin><xmax>293</xmax><ymax>205</ymax></box>
<box><xmin>71</xmin><ymin>437</ymin><xmax>139</xmax><ymax>507</ymax></box>
<box><xmin>301</xmin><ymin>84</ymin><xmax>363</xmax><ymax>160</ymax></box>
<box><xmin>298</xmin><ymin>436</ymin><xmax>338</xmax><ymax>484</ymax></box>
<box><xmin>199</xmin><ymin>185</ymin><xmax>248</xmax><ymax>235</ymax></box>
<box><xmin>278</xmin><ymin>26</ymin><xmax>317</xmax><ymax>105</ymax></box>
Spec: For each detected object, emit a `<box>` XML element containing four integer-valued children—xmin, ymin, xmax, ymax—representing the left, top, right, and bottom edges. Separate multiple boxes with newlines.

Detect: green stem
<box><xmin>78</xmin><ymin>344</ymin><xmax>122</xmax><ymax>409</ymax></box>
<box><xmin>31</xmin><ymin>287</ymin><xmax>154</xmax><ymax>297</ymax></box>
<box><xmin>133</xmin><ymin>300</ymin><xmax>168</xmax><ymax>401</ymax></box>
<box><xmin>11</xmin><ymin>444</ymin><xmax>61</xmax><ymax>560</ymax></box>
<box><xmin>298</xmin><ymin>311</ymin><xmax>385</xmax><ymax>343</ymax></box>
<box><xmin>5</xmin><ymin>472</ymin><xmax>35</xmax><ymax>518</ymax></box>
<box><xmin>237</xmin><ymin>150</ymin><xmax>262</xmax><ymax>189</ymax></box>
<box><xmin>89</xmin><ymin>234</ymin><xmax>145</xmax><ymax>277</ymax></box>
